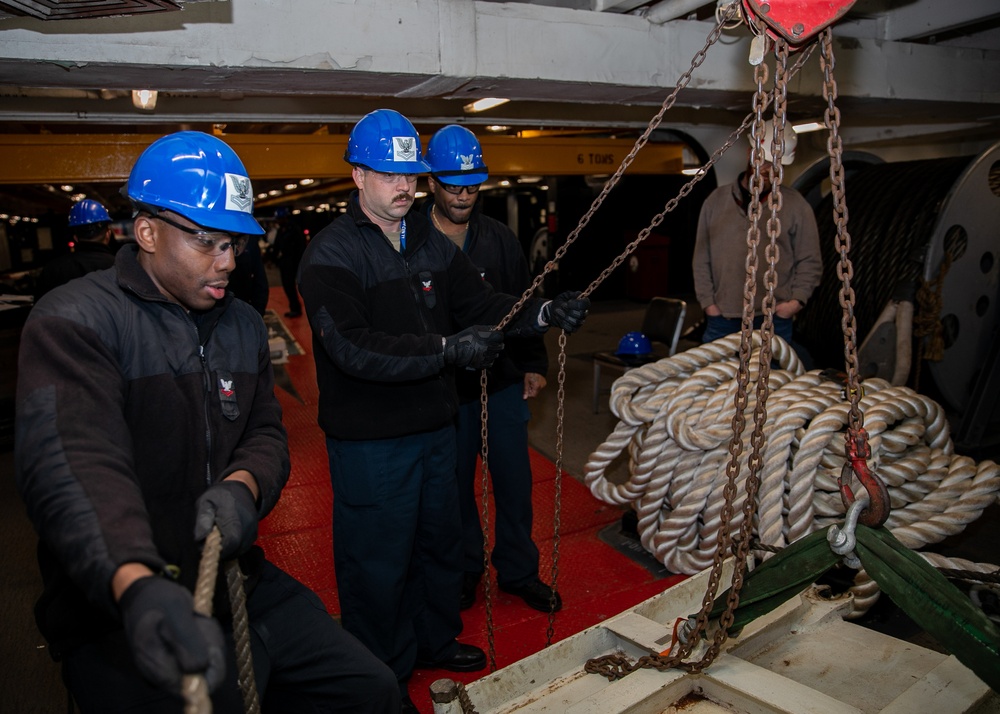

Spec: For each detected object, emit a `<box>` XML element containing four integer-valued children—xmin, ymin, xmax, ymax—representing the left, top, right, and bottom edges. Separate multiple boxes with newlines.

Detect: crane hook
<box><xmin>838</xmin><ymin>427</ymin><xmax>890</xmax><ymax>527</ymax></box>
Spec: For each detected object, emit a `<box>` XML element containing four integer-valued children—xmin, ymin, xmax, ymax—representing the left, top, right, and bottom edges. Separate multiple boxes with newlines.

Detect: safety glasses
<box><xmin>152</xmin><ymin>213</ymin><xmax>248</xmax><ymax>257</ymax></box>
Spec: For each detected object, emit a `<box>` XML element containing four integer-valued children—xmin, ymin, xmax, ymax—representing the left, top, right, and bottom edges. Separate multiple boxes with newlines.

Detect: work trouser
<box><xmin>327</xmin><ymin>425</ymin><xmax>464</xmax><ymax>687</ymax></box>
<box><xmin>702</xmin><ymin>314</ymin><xmax>794</xmax><ymax>344</ymax></box>
<box><xmin>64</xmin><ymin>561</ymin><xmax>399</xmax><ymax>713</ymax></box>
<box><xmin>456</xmin><ymin>382</ymin><xmax>541</xmax><ymax>586</ymax></box>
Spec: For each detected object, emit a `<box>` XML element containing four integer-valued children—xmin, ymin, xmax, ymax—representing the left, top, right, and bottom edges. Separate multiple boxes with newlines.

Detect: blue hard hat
<box><xmin>68</xmin><ymin>198</ymin><xmax>111</xmax><ymax>227</ymax></box>
<box><xmin>425</xmin><ymin>125</ymin><xmax>489</xmax><ymax>186</ymax></box>
<box><xmin>127</xmin><ymin>131</ymin><xmax>264</xmax><ymax>235</ymax></box>
<box><xmin>615</xmin><ymin>331</ymin><xmax>653</xmax><ymax>357</ymax></box>
<box><xmin>344</xmin><ymin>109</ymin><xmax>430</xmax><ymax>174</ymax></box>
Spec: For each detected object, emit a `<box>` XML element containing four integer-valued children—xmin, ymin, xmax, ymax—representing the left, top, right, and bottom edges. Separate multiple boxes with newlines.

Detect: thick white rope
<box><xmin>584</xmin><ymin>333</ymin><xmax>1000</xmax><ymax>616</ymax></box>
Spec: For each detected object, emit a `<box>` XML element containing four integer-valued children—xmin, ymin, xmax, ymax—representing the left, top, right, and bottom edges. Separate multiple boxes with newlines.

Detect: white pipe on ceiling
<box><xmin>635</xmin><ymin>0</ymin><xmax>713</xmax><ymax>25</ymax></box>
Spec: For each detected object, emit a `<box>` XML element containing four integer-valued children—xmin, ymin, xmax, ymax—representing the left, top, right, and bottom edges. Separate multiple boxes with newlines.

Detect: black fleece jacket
<box><xmin>423</xmin><ymin>202</ymin><xmax>548</xmax><ymax>402</ymax></box>
<box><xmin>297</xmin><ymin>193</ymin><xmax>545</xmax><ymax>441</ymax></box>
<box><xmin>15</xmin><ymin>245</ymin><xmax>288</xmax><ymax>654</ymax></box>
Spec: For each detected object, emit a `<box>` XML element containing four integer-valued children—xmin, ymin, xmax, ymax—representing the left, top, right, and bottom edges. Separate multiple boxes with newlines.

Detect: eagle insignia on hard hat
<box><xmin>393</xmin><ymin>137</ymin><xmax>416</xmax><ymax>162</ymax></box>
<box><xmin>460</xmin><ymin>154</ymin><xmax>475</xmax><ymax>171</ymax></box>
<box><xmin>225</xmin><ymin>173</ymin><xmax>253</xmax><ymax>212</ymax></box>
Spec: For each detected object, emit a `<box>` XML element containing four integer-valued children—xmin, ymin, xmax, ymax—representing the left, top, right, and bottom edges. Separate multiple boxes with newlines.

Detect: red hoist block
<box><xmin>741</xmin><ymin>0</ymin><xmax>857</xmax><ymax>47</ymax></box>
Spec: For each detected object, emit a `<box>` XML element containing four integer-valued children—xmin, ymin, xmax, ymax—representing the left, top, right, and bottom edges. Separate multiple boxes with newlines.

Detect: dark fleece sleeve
<box><xmin>15</xmin><ymin>313</ymin><xmax>165</xmax><ymax>617</ymax></box>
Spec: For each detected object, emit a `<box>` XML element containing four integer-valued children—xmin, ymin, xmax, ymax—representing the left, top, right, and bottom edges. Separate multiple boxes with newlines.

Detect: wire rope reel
<box><xmin>921</xmin><ymin>141</ymin><xmax>1000</xmax><ymax>414</ymax></box>
<box><xmin>796</xmin><ymin>142</ymin><xmax>1000</xmax><ymax>419</ymax></box>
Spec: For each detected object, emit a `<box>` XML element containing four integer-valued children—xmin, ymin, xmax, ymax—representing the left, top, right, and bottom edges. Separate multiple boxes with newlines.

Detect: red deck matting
<box><xmin>256</xmin><ymin>287</ymin><xmax>687</xmax><ymax>713</ymax></box>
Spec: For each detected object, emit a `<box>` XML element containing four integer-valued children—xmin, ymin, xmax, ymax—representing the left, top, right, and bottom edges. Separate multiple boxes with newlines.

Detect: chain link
<box><xmin>478</xmin><ymin>369</ymin><xmax>498</xmax><ymax>670</ymax></box>
<box><xmin>476</xmin><ymin>1</ymin><xmax>825</xmax><ymax>684</ymax></box>
<box><xmin>585</xmin><ymin>24</ymin><xmax>807</xmax><ymax>680</ymax></box>
<box><xmin>546</xmin><ymin>333</ymin><xmax>569</xmax><ymax>645</ymax></box>
<box><xmin>474</xmin><ymin>1</ymin><xmax>743</xmax><ymax>671</ymax></box>
<box><xmin>820</xmin><ymin>29</ymin><xmax>863</xmax><ymax>432</ymax></box>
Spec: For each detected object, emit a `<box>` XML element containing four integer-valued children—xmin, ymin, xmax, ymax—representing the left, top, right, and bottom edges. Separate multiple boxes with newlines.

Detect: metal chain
<box><xmin>478</xmin><ymin>369</ymin><xmax>498</xmax><ymax>670</ymax></box>
<box><xmin>473</xmin><ymin>2</ymin><xmax>742</xmax><ymax>669</ymax></box>
<box><xmin>589</xmin><ymin>41</ymin><xmax>776</xmax><ymax>680</ymax></box>
<box><xmin>475</xmin><ymin>2</ymin><xmax>824</xmax><ymax>682</ymax></box>
<box><xmin>546</xmin><ymin>333</ymin><xmax>568</xmax><ymax>646</ymax></box>
<box><xmin>580</xmin><ymin>42</ymin><xmax>815</xmax><ymax>302</ymax></box>
<box><xmin>491</xmin><ymin>0</ymin><xmax>741</xmax><ymax>334</ymax></box>
<box><xmin>586</xmin><ymin>26</ymin><xmax>807</xmax><ymax>681</ymax></box>
<box><xmin>710</xmin><ymin>38</ymin><xmax>789</xmax><ymax>659</ymax></box>
<box><xmin>819</xmin><ymin>28</ymin><xmax>893</xmax><ymax>527</ymax></box>
<box><xmin>820</xmin><ymin>28</ymin><xmax>863</xmax><ymax>431</ymax></box>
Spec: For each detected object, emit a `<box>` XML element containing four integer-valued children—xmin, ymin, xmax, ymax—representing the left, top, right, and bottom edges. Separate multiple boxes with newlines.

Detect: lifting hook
<box><xmin>838</xmin><ymin>427</ymin><xmax>890</xmax><ymax>527</ymax></box>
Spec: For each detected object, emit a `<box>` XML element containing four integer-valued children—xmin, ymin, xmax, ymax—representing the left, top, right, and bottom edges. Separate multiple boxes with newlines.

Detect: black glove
<box><xmin>443</xmin><ymin>326</ymin><xmax>504</xmax><ymax>370</ymax></box>
<box><xmin>541</xmin><ymin>291</ymin><xmax>591</xmax><ymax>334</ymax></box>
<box><xmin>194</xmin><ymin>480</ymin><xmax>258</xmax><ymax>560</ymax></box>
<box><xmin>120</xmin><ymin>575</ymin><xmax>226</xmax><ymax>693</ymax></box>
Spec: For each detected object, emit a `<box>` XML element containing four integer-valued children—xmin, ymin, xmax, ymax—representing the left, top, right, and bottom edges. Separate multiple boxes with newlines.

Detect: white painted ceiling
<box><xmin>0</xmin><ymin>0</ymin><xmax>997</xmax><ymax>213</ymax></box>
<box><xmin>0</xmin><ymin>0</ymin><xmax>997</xmax><ymax>136</ymax></box>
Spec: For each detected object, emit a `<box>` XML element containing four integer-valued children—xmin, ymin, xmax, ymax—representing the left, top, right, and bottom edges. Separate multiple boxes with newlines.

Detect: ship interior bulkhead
<box><xmin>1</xmin><ymin>0</ymin><xmax>999</xmax><ymax>712</ymax></box>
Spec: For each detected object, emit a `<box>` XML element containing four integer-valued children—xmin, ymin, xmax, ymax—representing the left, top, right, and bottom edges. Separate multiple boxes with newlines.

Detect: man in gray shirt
<box><xmin>693</xmin><ymin>123</ymin><xmax>822</xmax><ymax>346</ymax></box>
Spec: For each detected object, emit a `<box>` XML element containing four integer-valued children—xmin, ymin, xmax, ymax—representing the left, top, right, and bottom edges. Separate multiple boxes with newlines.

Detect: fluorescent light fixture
<box><xmin>299</xmin><ymin>178</ymin><xmax>316</xmax><ymax>186</ymax></box>
<box><xmin>792</xmin><ymin>121</ymin><xmax>825</xmax><ymax>133</ymax></box>
<box><xmin>284</xmin><ymin>183</ymin><xmax>298</xmax><ymax>191</ymax></box>
<box><xmin>132</xmin><ymin>89</ymin><xmax>157</xmax><ymax>111</ymax></box>
<box><xmin>485</xmin><ymin>125</ymin><xmax>510</xmax><ymax>132</ymax></box>
<box><xmin>267</xmin><ymin>189</ymin><xmax>282</xmax><ymax>196</ymax></box>
<box><xmin>414</xmin><ymin>191</ymin><xmax>427</xmax><ymax>199</ymax></box>
<box><xmin>464</xmin><ymin>97</ymin><xmax>510</xmax><ymax>113</ymax></box>
<box><xmin>499</xmin><ymin>180</ymin><xmax>511</xmax><ymax>187</ymax></box>
<box><xmin>60</xmin><ymin>185</ymin><xmax>74</xmax><ymax>192</ymax></box>
<box><xmin>681</xmin><ymin>168</ymin><xmax>703</xmax><ymax>176</ymax></box>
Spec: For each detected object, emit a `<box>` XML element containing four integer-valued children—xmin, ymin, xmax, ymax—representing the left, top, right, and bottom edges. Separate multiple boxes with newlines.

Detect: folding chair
<box><xmin>592</xmin><ymin>297</ymin><xmax>687</xmax><ymax>413</ymax></box>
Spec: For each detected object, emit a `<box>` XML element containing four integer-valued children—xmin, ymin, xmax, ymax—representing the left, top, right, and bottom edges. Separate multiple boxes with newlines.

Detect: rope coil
<box><xmin>584</xmin><ymin>333</ymin><xmax>1000</xmax><ymax>616</ymax></box>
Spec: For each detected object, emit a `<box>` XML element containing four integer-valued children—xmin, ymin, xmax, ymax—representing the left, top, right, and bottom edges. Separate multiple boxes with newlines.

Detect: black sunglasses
<box><xmin>437</xmin><ymin>181</ymin><xmax>481</xmax><ymax>195</ymax></box>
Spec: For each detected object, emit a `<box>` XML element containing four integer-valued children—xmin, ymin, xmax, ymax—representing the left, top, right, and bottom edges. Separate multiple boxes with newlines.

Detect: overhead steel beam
<box><xmin>0</xmin><ymin>134</ymin><xmax>685</xmax><ymax>183</ymax></box>
<box><xmin>877</xmin><ymin>0</ymin><xmax>1000</xmax><ymax>41</ymax></box>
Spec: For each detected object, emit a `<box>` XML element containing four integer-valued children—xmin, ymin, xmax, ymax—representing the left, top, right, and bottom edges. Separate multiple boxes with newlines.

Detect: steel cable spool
<box><xmin>797</xmin><ymin>155</ymin><xmax>973</xmax><ymax>373</ymax></box>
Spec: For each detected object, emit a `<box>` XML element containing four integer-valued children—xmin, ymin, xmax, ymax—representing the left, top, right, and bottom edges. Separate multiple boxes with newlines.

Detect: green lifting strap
<box><xmin>707</xmin><ymin>529</ymin><xmax>839</xmax><ymax>632</ymax></box>
<box><xmin>701</xmin><ymin>525</ymin><xmax>1000</xmax><ymax>692</ymax></box>
<box><xmin>854</xmin><ymin>525</ymin><xmax>1000</xmax><ymax>692</ymax></box>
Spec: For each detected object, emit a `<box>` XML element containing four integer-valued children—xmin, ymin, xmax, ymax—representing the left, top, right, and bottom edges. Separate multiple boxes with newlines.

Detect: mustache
<box><xmin>393</xmin><ymin>193</ymin><xmax>413</xmax><ymax>203</ymax></box>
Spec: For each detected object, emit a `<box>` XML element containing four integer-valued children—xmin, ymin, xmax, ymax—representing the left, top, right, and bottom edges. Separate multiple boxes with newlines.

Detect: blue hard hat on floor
<box><xmin>616</xmin><ymin>331</ymin><xmax>653</xmax><ymax>356</ymax></box>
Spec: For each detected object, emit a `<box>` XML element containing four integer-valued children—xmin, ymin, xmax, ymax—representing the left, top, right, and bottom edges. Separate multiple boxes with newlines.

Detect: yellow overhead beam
<box><xmin>0</xmin><ymin>134</ymin><xmax>684</xmax><ymax>184</ymax></box>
